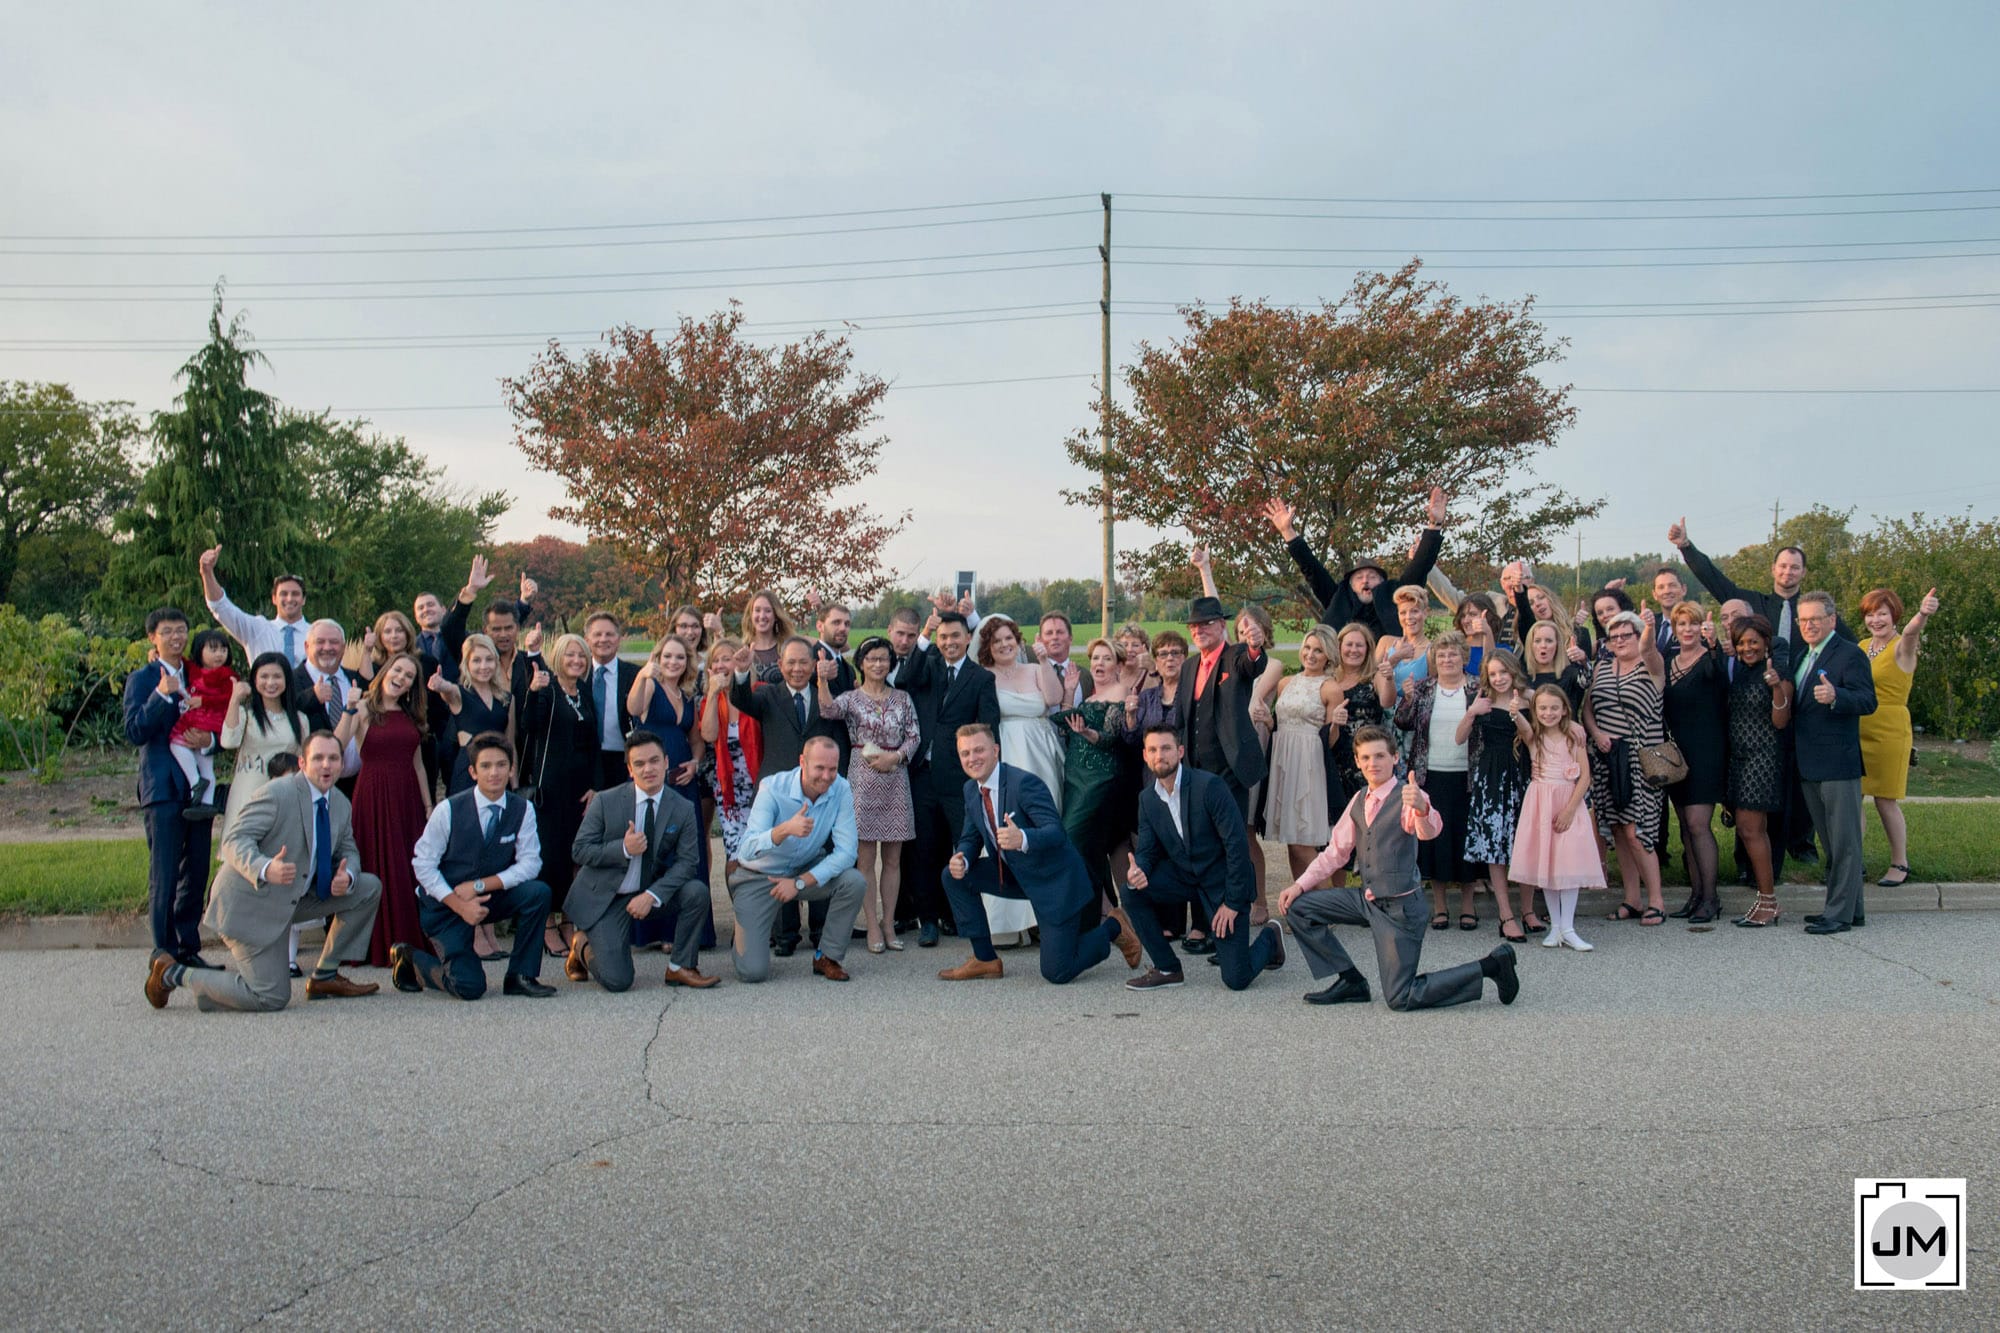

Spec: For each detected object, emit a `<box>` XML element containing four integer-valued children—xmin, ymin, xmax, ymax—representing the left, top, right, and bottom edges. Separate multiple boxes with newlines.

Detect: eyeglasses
<box><xmin>1797</xmin><ymin>614</ymin><xmax>1831</xmax><ymax>626</ymax></box>
<box><xmin>1606</xmin><ymin>631</ymin><xmax>1638</xmax><ymax>643</ymax></box>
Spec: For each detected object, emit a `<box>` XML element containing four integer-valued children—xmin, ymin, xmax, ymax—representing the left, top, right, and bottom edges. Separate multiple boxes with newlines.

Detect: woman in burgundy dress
<box><xmin>335</xmin><ymin>651</ymin><xmax>433</xmax><ymax>968</ymax></box>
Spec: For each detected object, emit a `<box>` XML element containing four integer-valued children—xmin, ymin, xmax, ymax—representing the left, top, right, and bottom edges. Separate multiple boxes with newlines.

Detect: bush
<box><xmin>0</xmin><ymin>606</ymin><xmax>146</xmax><ymax>781</ymax></box>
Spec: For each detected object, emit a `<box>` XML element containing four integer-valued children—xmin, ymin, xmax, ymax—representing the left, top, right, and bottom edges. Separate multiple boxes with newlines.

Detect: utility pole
<box><xmin>1573</xmin><ymin>531</ymin><xmax>1583</xmax><ymax>606</ymax></box>
<box><xmin>1771</xmin><ymin>499</ymin><xmax>1782</xmax><ymax>542</ymax></box>
<box><xmin>1099</xmin><ymin>192</ymin><xmax>1114</xmax><ymax>639</ymax></box>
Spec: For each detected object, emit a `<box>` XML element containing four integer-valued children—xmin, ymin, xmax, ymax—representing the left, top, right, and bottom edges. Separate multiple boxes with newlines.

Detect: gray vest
<box><xmin>439</xmin><ymin>790</ymin><xmax>528</xmax><ymax>887</ymax></box>
<box><xmin>1352</xmin><ymin>780</ymin><xmax>1422</xmax><ymax>897</ymax></box>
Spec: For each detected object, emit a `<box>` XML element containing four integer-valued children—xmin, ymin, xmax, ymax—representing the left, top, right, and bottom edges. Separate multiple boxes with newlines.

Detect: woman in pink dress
<box><xmin>335</xmin><ymin>652</ymin><xmax>433</xmax><ymax>968</ymax></box>
<box><xmin>1508</xmin><ymin>684</ymin><xmax>1604</xmax><ymax>952</ymax></box>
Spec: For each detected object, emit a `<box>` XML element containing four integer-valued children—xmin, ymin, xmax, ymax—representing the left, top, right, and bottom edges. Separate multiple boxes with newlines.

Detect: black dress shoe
<box><xmin>1264</xmin><ymin>922</ymin><xmax>1286</xmax><ymax>970</ymax></box>
<box><xmin>1304</xmin><ymin>976</ymin><xmax>1371</xmax><ymax>1005</ymax></box>
<box><xmin>1805</xmin><ymin>913</ymin><xmax>1867</xmax><ymax>928</ymax></box>
<box><xmin>1181</xmin><ymin>935</ymin><xmax>1216</xmax><ymax>956</ymax></box>
<box><xmin>388</xmin><ymin>943</ymin><xmax>423</xmax><ymax>994</ymax></box>
<box><xmin>1483</xmin><ymin>944</ymin><xmax>1521</xmax><ymax>1005</ymax></box>
<box><xmin>1804</xmin><ymin>920</ymin><xmax>1850</xmax><ymax>935</ymax></box>
<box><xmin>503</xmin><ymin>974</ymin><xmax>557</xmax><ymax>997</ymax></box>
<box><xmin>178</xmin><ymin>954</ymin><xmax>225</xmax><ymax>971</ymax></box>
<box><xmin>772</xmin><ymin>940</ymin><xmax>798</xmax><ymax>958</ymax></box>
<box><xmin>917</xmin><ymin>921</ymin><xmax>940</xmax><ymax>948</ymax></box>
<box><xmin>288</xmin><ymin>963</ymin><xmax>304</xmax><ymax>979</ymax></box>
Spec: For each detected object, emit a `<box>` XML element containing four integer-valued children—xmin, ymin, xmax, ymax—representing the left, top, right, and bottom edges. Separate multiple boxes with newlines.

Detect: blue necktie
<box><xmin>794</xmin><ymin>690</ymin><xmax>807</xmax><ymax>733</ymax></box>
<box><xmin>312</xmin><ymin>796</ymin><xmax>333</xmax><ymax>901</ymax></box>
<box><xmin>483</xmin><ymin>802</ymin><xmax>502</xmax><ymax>848</ymax></box>
<box><xmin>282</xmin><ymin>623</ymin><xmax>298</xmax><ymax>664</ymax></box>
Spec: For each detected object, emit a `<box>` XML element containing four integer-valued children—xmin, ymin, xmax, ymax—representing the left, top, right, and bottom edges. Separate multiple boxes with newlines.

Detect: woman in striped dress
<box><xmin>1583</xmin><ymin>610</ymin><xmax>1667</xmax><ymax>925</ymax></box>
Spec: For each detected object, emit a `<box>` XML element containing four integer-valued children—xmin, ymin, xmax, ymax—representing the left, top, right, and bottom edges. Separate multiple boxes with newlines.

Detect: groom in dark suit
<box><xmin>1122</xmin><ymin>727</ymin><xmax>1285</xmax><ymax>991</ymax></box>
<box><xmin>901</xmin><ymin>611</ymin><xmax>1001</xmax><ymax>946</ymax></box>
<box><xmin>935</xmin><ymin>725</ymin><xmax>1141</xmax><ymax>983</ymax></box>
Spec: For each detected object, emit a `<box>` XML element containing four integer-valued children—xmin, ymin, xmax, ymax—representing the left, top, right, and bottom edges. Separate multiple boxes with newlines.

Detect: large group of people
<box><xmin>130</xmin><ymin>492</ymin><xmax>1941</xmax><ymax>1017</ymax></box>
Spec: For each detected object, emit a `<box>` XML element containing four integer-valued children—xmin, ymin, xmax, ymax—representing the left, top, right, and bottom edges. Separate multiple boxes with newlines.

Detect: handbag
<box><xmin>1637</xmin><ymin>738</ymin><xmax>1688</xmax><ymax>788</ymax></box>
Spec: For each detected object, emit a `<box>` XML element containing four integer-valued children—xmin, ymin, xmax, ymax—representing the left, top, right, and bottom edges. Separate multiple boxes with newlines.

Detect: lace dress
<box><xmin>1263</xmin><ymin>674</ymin><xmax>1331</xmax><ymax>846</ymax></box>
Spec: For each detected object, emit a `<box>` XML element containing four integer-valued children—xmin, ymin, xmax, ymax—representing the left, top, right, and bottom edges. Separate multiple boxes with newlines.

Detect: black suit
<box><xmin>290</xmin><ymin>662</ymin><xmax>360</xmax><ymax>735</ymax></box>
<box><xmin>1171</xmin><ymin>642</ymin><xmax>1269</xmax><ymax>811</ymax></box>
<box><xmin>812</xmin><ymin>642</ymin><xmax>857</xmax><ymax>764</ymax></box>
<box><xmin>1285</xmin><ymin>527</ymin><xmax>1442</xmax><ymax>638</ymax></box>
<box><xmin>903</xmin><ymin>646</ymin><xmax>1002</xmax><ymax>928</ymax></box>
<box><xmin>586</xmin><ymin>656</ymin><xmax>640</xmax><ymax>791</ymax></box>
<box><xmin>1124</xmin><ymin>765</ymin><xmax>1277</xmax><ymax>989</ymax></box>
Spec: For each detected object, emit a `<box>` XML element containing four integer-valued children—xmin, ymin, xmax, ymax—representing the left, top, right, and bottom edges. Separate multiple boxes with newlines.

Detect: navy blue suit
<box><xmin>123</xmin><ymin>661</ymin><xmax>213</xmax><ymax>958</ymax></box>
<box><xmin>1790</xmin><ymin>634</ymin><xmax>1877</xmax><ymax>926</ymax></box>
<box><xmin>943</xmin><ymin>764</ymin><xmax>1115</xmax><ymax>984</ymax></box>
<box><xmin>1124</xmin><ymin>765</ymin><xmax>1277</xmax><ymax>989</ymax></box>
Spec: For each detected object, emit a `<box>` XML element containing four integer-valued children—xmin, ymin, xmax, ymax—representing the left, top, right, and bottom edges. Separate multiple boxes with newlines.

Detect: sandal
<box><xmin>1430</xmin><ymin>912</ymin><xmax>1450</xmax><ymax>932</ymax></box>
<box><xmin>1457</xmin><ymin>913</ymin><xmax>1478</xmax><ymax>932</ymax></box>
<box><xmin>1499</xmin><ymin>918</ymin><xmax>1527</xmax><ymax>944</ymax></box>
<box><xmin>1523</xmin><ymin>914</ymin><xmax>1549</xmax><ymax>933</ymax></box>
<box><xmin>1734</xmin><ymin>893</ymin><xmax>1781</xmax><ymax>928</ymax></box>
<box><xmin>1877</xmin><ymin>863</ymin><xmax>1911</xmax><ymax>888</ymax></box>
<box><xmin>1607</xmin><ymin>902</ymin><xmax>1644</xmax><ymax>921</ymax></box>
<box><xmin>1638</xmin><ymin>907</ymin><xmax>1665</xmax><ymax>926</ymax></box>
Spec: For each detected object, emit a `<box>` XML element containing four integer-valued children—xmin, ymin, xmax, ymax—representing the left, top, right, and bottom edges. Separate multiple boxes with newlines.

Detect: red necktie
<box><xmin>981</xmin><ymin>786</ymin><xmax>1009</xmax><ymax>881</ymax></box>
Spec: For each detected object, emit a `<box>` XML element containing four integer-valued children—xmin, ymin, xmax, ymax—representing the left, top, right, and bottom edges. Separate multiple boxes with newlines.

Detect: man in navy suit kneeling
<box><xmin>1121</xmin><ymin>726</ymin><xmax>1286</xmax><ymax>992</ymax></box>
<box><xmin>936</xmin><ymin>724</ymin><xmax>1143</xmax><ymax>984</ymax></box>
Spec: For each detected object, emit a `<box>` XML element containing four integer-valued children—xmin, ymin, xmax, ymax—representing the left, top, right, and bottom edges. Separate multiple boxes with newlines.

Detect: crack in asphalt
<box><xmin>1827</xmin><ymin>931</ymin><xmax>2000</xmax><ymax>1004</ymax></box>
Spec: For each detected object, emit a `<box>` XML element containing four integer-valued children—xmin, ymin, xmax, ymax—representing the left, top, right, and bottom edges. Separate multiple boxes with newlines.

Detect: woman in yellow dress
<box><xmin>1857</xmin><ymin>585</ymin><xmax>1941</xmax><ymax>887</ymax></box>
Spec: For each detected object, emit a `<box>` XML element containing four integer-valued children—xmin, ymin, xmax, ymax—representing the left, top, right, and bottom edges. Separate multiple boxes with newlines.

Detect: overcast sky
<box><xmin>5</xmin><ymin>2</ymin><xmax>1997</xmax><ymax>590</ymax></box>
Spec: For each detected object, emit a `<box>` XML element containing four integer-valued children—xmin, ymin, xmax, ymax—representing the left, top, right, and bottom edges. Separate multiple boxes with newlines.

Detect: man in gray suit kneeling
<box><xmin>564</xmin><ymin>731</ymin><xmax>714</xmax><ymax>991</ymax></box>
<box><xmin>146</xmin><ymin>730</ymin><xmax>382</xmax><ymax>1011</ymax></box>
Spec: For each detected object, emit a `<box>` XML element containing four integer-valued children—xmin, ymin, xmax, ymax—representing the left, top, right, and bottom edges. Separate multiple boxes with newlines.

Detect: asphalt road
<box><xmin>2</xmin><ymin>907</ymin><xmax>1993</xmax><ymax>1330</ymax></box>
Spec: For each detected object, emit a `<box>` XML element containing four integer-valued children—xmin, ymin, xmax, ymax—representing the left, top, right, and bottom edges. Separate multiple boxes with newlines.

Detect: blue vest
<box><xmin>439</xmin><ymin>790</ymin><xmax>528</xmax><ymax>886</ymax></box>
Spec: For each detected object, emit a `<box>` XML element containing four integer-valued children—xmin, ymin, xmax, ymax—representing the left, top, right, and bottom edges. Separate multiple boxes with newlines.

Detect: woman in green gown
<box><xmin>1062</xmin><ymin>637</ymin><xmax>1134</xmax><ymax>917</ymax></box>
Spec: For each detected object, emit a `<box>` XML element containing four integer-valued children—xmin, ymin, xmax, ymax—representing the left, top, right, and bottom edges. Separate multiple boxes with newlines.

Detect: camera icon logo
<box><xmin>1855</xmin><ymin>1179</ymin><xmax>1966</xmax><ymax>1290</ymax></box>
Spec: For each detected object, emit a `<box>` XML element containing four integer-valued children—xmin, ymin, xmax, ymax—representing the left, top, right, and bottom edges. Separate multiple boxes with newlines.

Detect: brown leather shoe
<box><xmin>664</xmin><ymin>965</ymin><xmax>719</xmax><ymax>988</ymax></box>
<box><xmin>812</xmin><ymin>955</ymin><xmax>850</xmax><ymax>982</ymax></box>
<box><xmin>305</xmin><ymin>972</ymin><xmax>380</xmax><ymax>1000</ymax></box>
<box><xmin>936</xmin><ymin>956</ymin><xmax>1003</xmax><ymax>981</ymax></box>
<box><xmin>1107</xmin><ymin>907</ymin><xmax>1144</xmax><ymax>969</ymax></box>
<box><xmin>565</xmin><ymin>934</ymin><xmax>589</xmax><ymax>983</ymax></box>
<box><xmin>144</xmin><ymin>952</ymin><xmax>174</xmax><ymax>1009</ymax></box>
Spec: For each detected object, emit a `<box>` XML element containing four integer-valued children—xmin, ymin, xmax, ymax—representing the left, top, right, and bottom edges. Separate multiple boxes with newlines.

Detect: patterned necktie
<box><xmin>980</xmin><ymin>785</ymin><xmax>1008</xmax><ymax>880</ymax></box>
<box><xmin>282</xmin><ymin>623</ymin><xmax>298</xmax><ymax>664</ymax></box>
<box><xmin>312</xmin><ymin>796</ymin><xmax>333</xmax><ymax>901</ymax></box>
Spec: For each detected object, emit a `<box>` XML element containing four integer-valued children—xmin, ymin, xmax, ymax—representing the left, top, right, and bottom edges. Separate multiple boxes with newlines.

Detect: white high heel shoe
<box><xmin>1541</xmin><ymin>929</ymin><xmax>1563</xmax><ymax>948</ymax></box>
<box><xmin>1561</xmin><ymin>927</ymin><xmax>1594</xmax><ymax>952</ymax></box>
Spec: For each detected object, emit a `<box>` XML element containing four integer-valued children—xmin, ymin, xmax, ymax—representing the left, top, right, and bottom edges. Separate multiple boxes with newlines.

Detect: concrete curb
<box><xmin>6</xmin><ymin>883</ymin><xmax>1998</xmax><ymax>952</ymax></box>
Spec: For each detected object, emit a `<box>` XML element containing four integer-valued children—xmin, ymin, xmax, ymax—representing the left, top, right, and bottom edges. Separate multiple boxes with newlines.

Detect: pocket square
<box><xmin>500</xmin><ymin>833</ymin><xmax>517</xmax><ymax>843</ymax></box>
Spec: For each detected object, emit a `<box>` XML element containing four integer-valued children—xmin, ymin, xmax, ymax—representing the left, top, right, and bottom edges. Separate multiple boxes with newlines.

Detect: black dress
<box><xmin>1327</xmin><ymin>675</ymin><xmax>1387</xmax><ymax>806</ymax></box>
<box><xmin>1528</xmin><ymin>666</ymin><xmax>1586</xmax><ymax>717</ymax></box>
<box><xmin>522</xmin><ymin>681</ymin><xmax>601</xmax><ymax>913</ymax></box>
<box><xmin>1462</xmin><ymin>707</ymin><xmax>1531</xmax><ymax>866</ymax></box>
<box><xmin>1727</xmin><ymin>665</ymin><xmax>1785</xmax><ymax>813</ymax></box>
<box><xmin>1663</xmin><ymin>649</ymin><xmax>1728</xmax><ymax>807</ymax></box>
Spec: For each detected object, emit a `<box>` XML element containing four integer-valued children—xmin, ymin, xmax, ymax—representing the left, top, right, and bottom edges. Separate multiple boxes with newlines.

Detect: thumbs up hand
<box><xmin>995</xmin><ymin>813</ymin><xmax>1026</xmax><ymax>851</ymax></box>
<box><xmin>331</xmin><ymin>857</ymin><xmax>353</xmax><ymax>896</ymax></box>
<box><xmin>1813</xmin><ymin>670</ymin><xmax>1836</xmax><ymax>706</ymax></box>
<box><xmin>622</xmin><ymin>819</ymin><xmax>648</xmax><ymax>856</ymax></box>
<box><xmin>1921</xmin><ymin>587</ymin><xmax>1941</xmax><ymax>617</ymax></box>
<box><xmin>266</xmin><ymin>845</ymin><xmax>297</xmax><ymax>886</ymax></box>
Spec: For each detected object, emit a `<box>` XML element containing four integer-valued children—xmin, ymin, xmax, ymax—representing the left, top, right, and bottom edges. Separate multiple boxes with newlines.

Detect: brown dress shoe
<box><xmin>1107</xmin><ymin>907</ymin><xmax>1144</xmax><ymax>969</ymax></box>
<box><xmin>565</xmin><ymin>935</ymin><xmax>589</xmax><ymax>983</ymax></box>
<box><xmin>812</xmin><ymin>955</ymin><xmax>850</xmax><ymax>982</ymax></box>
<box><xmin>936</xmin><ymin>956</ymin><xmax>1003</xmax><ymax>981</ymax></box>
<box><xmin>305</xmin><ymin>972</ymin><xmax>380</xmax><ymax>1000</ymax></box>
<box><xmin>664</xmin><ymin>965</ymin><xmax>719</xmax><ymax>988</ymax></box>
<box><xmin>144</xmin><ymin>952</ymin><xmax>174</xmax><ymax>1009</ymax></box>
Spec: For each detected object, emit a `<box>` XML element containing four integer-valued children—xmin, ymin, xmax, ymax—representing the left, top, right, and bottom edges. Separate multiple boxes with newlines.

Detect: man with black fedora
<box><xmin>1171</xmin><ymin>593</ymin><xmax>1269</xmax><ymax>822</ymax></box>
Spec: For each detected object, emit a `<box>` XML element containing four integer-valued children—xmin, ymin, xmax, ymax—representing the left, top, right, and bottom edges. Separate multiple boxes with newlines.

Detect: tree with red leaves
<box><xmin>506</xmin><ymin>308</ymin><xmax>907</xmax><ymax>613</ymax></box>
<box><xmin>1063</xmin><ymin>262</ymin><xmax>1601</xmax><ymax>616</ymax></box>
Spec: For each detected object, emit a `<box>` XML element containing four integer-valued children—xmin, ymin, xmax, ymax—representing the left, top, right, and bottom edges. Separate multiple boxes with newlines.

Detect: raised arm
<box><xmin>1390</xmin><ymin>487</ymin><xmax>1448</xmax><ymax>590</ymax></box>
<box><xmin>1667</xmin><ymin>517</ymin><xmax>1750</xmax><ymax>606</ymax></box>
<box><xmin>1190</xmin><ymin>543</ymin><xmax>1219</xmax><ymax>600</ymax></box>
<box><xmin>1265</xmin><ymin>497</ymin><xmax>1341</xmax><ymax>610</ymax></box>
<box><xmin>1898</xmin><ymin>587</ymin><xmax>1939</xmax><ymax>672</ymax></box>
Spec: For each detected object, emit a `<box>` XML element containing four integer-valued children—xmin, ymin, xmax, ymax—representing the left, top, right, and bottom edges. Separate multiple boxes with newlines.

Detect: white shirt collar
<box><xmin>473</xmin><ymin>789</ymin><xmax>509</xmax><ymax>815</ymax></box>
<box><xmin>1152</xmin><ymin>764</ymin><xmax>1182</xmax><ymax>802</ymax></box>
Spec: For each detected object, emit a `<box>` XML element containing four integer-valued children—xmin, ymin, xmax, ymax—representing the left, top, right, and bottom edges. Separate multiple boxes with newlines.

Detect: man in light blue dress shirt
<box><xmin>728</xmin><ymin>736</ymin><xmax>866</xmax><ymax>983</ymax></box>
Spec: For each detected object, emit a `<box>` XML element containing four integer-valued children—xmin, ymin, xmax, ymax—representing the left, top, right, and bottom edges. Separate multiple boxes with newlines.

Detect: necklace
<box><xmin>1865</xmin><ymin>637</ymin><xmax>1894</xmax><ymax>661</ymax></box>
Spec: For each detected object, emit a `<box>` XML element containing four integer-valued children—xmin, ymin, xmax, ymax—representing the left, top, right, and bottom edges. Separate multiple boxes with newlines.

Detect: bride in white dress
<box><xmin>975</xmin><ymin>616</ymin><xmax>1067</xmax><ymax>943</ymax></box>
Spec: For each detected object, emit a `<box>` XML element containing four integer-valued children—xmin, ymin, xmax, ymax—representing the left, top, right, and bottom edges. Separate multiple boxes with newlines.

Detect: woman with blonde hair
<box><xmin>1264</xmin><ymin>624</ymin><xmax>1345</xmax><ymax>880</ymax></box>
<box><xmin>523</xmin><ymin>632</ymin><xmax>602</xmax><ymax>954</ymax></box>
<box><xmin>740</xmin><ymin>589</ymin><xmax>792</xmax><ymax>684</ymax></box>
<box><xmin>1377</xmin><ymin>584</ymin><xmax>1435</xmax><ymax>697</ymax></box>
<box><xmin>1520</xmin><ymin>616</ymin><xmax>1585</xmax><ymax>715</ymax></box>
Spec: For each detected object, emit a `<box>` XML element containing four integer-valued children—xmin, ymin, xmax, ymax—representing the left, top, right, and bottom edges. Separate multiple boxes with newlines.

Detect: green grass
<box><xmin>0</xmin><ymin>840</ymin><xmax>220</xmax><ymax>916</ymax></box>
<box><xmin>1650</xmin><ymin>802</ymin><xmax>2000</xmax><ymax>887</ymax></box>
<box><xmin>1904</xmin><ymin>746</ymin><xmax>2000</xmax><ymax>798</ymax></box>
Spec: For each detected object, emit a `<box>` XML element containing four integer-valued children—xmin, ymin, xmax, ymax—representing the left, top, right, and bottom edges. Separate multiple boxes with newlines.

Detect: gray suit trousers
<box><xmin>182</xmin><ymin>874</ymin><xmax>382</xmax><ymax>1013</ymax></box>
<box><xmin>727</xmin><ymin>867</ymin><xmax>865</xmax><ymax>982</ymax></box>
<box><xmin>1284</xmin><ymin>886</ymin><xmax>1484</xmax><ymax>1011</ymax></box>
<box><xmin>581</xmin><ymin>878</ymin><xmax>710</xmax><ymax>991</ymax></box>
<box><xmin>1800</xmin><ymin>777</ymin><xmax>1866</xmax><ymax>925</ymax></box>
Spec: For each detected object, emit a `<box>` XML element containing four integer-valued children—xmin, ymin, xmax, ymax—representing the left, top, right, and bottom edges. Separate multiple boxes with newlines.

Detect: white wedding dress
<box><xmin>985</xmin><ymin>685</ymin><xmax>1067</xmax><ymax>934</ymax></box>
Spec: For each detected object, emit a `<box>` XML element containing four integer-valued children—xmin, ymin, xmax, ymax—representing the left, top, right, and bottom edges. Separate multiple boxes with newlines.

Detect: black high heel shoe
<box><xmin>1667</xmin><ymin>891</ymin><xmax>1699</xmax><ymax>919</ymax></box>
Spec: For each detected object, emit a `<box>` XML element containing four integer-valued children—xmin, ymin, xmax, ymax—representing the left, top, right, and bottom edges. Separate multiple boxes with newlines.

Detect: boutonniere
<box><xmin>1219</xmin><ymin>672</ymin><xmax>1231</xmax><ymax>682</ymax></box>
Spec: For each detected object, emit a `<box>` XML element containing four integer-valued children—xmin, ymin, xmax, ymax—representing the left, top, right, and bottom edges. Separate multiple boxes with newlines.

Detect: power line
<box><xmin>1122</xmin><ymin>186</ymin><xmax>2000</xmax><ymax>205</ymax></box>
<box><xmin>1117</xmin><ymin>250</ymin><xmax>2000</xmax><ymax>272</ymax></box>
<box><xmin>1123</xmin><ymin>235</ymin><xmax>2000</xmax><ymax>257</ymax></box>
<box><xmin>0</xmin><ymin>209</ymin><xmax>1099</xmax><ymax>258</ymax></box>
<box><xmin>0</xmin><ymin>258</ymin><xmax>1101</xmax><ymax>303</ymax></box>
<box><xmin>0</xmin><ymin>195</ymin><xmax>1098</xmax><ymax>242</ymax></box>
<box><xmin>1125</xmin><ymin>203</ymin><xmax>2000</xmax><ymax>222</ymax></box>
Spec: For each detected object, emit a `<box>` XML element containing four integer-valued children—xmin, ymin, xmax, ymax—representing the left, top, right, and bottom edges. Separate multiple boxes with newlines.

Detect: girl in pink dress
<box><xmin>1508</xmin><ymin>684</ymin><xmax>1603</xmax><ymax>951</ymax></box>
